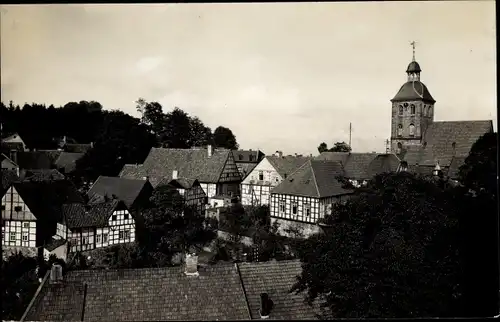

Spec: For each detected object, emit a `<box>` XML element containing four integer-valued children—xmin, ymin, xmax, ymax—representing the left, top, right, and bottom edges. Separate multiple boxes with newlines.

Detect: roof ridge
<box><xmin>309</xmin><ymin>160</ymin><xmax>321</xmax><ymax>198</ymax></box>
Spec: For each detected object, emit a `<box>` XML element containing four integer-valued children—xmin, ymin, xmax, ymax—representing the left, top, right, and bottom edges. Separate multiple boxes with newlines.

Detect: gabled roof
<box><xmin>366</xmin><ymin>154</ymin><xmax>401</xmax><ymax>178</ymax></box>
<box><xmin>315</xmin><ymin>152</ymin><xmax>380</xmax><ymax>180</ymax></box>
<box><xmin>25</xmin><ymin>264</ymin><xmax>251</xmax><ymax>321</ymax></box>
<box><xmin>9</xmin><ymin>180</ymin><xmax>84</xmax><ymax>222</ymax></box>
<box><xmin>54</xmin><ymin>152</ymin><xmax>85</xmax><ymax>173</ymax></box>
<box><xmin>22</xmin><ymin>169</ymin><xmax>65</xmax><ymax>182</ymax></box>
<box><xmin>87</xmin><ymin>176</ymin><xmax>153</xmax><ymax>208</ymax></box>
<box><xmin>1</xmin><ymin>153</ymin><xmax>18</xmax><ymax>167</ymax></box>
<box><xmin>271</xmin><ymin>160</ymin><xmax>353</xmax><ymax>198</ymax></box>
<box><xmin>238</xmin><ymin>260</ymin><xmax>318</xmax><ymax>320</ymax></box>
<box><xmin>119</xmin><ymin>164</ymin><xmax>146</xmax><ymax>179</ymax></box>
<box><xmin>62</xmin><ymin>199</ymin><xmax>122</xmax><ymax>229</ymax></box>
<box><xmin>238</xmin><ymin>163</ymin><xmax>258</xmax><ymax>180</ymax></box>
<box><xmin>233</xmin><ymin>150</ymin><xmax>265</xmax><ymax>163</ymax></box>
<box><xmin>120</xmin><ymin>147</ymin><xmax>234</xmax><ymax>187</ymax></box>
<box><xmin>402</xmin><ymin>120</ymin><xmax>493</xmax><ymax>167</ymax></box>
<box><xmin>44</xmin><ymin>237</ymin><xmax>67</xmax><ymax>252</ymax></box>
<box><xmin>165</xmin><ymin>178</ymin><xmax>200</xmax><ymax>190</ymax></box>
<box><xmin>1</xmin><ymin>169</ymin><xmax>19</xmax><ymax>194</ymax></box>
<box><xmin>266</xmin><ymin>155</ymin><xmax>312</xmax><ymax>178</ymax></box>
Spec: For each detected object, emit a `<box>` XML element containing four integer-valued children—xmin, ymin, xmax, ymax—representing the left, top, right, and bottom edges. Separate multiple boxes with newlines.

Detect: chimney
<box><xmin>184</xmin><ymin>253</ymin><xmax>199</xmax><ymax>276</ymax></box>
<box><xmin>259</xmin><ymin>292</ymin><xmax>273</xmax><ymax>319</ymax></box>
<box><xmin>207</xmin><ymin>145</ymin><xmax>213</xmax><ymax>157</ymax></box>
<box><xmin>172</xmin><ymin>170</ymin><xmax>178</xmax><ymax>180</ymax></box>
<box><xmin>274</xmin><ymin>151</ymin><xmax>283</xmax><ymax>158</ymax></box>
<box><xmin>50</xmin><ymin>263</ymin><xmax>63</xmax><ymax>284</ymax></box>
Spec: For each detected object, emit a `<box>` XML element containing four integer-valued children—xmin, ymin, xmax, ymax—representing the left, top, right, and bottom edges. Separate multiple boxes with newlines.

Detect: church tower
<box><xmin>390</xmin><ymin>42</ymin><xmax>436</xmax><ymax>155</ymax></box>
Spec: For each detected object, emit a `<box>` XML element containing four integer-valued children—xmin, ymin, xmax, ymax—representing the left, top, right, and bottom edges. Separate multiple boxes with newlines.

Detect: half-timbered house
<box><xmin>61</xmin><ymin>198</ymin><xmax>136</xmax><ymax>253</ymax></box>
<box><xmin>1</xmin><ymin>180</ymin><xmax>83</xmax><ymax>255</ymax></box>
<box><xmin>157</xmin><ymin>174</ymin><xmax>207</xmax><ymax>215</ymax></box>
<box><xmin>241</xmin><ymin>152</ymin><xmax>311</xmax><ymax>206</ymax></box>
<box><xmin>270</xmin><ymin>160</ymin><xmax>354</xmax><ymax>237</ymax></box>
<box><xmin>232</xmin><ymin>149</ymin><xmax>265</xmax><ymax>180</ymax></box>
<box><xmin>119</xmin><ymin>145</ymin><xmax>242</xmax><ymax>200</ymax></box>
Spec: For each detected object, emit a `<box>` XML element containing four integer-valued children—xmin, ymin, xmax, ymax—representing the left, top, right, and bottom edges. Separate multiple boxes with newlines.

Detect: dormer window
<box><xmin>410</xmin><ymin>104</ymin><xmax>415</xmax><ymax>115</ymax></box>
<box><xmin>397</xmin><ymin>124</ymin><xmax>403</xmax><ymax>136</ymax></box>
<box><xmin>409</xmin><ymin>124</ymin><xmax>415</xmax><ymax>136</ymax></box>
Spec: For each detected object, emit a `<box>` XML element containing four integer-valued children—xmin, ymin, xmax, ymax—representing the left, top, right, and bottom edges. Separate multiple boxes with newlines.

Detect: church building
<box><xmin>390</xmin><ymin>44</ymin><xmax>493</xmax><ymax>175</ymax></box>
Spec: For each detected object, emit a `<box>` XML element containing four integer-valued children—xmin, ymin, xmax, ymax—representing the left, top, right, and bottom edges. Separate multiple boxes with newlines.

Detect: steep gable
<box><xmin>266</xmin><ymin>155</ymin><xmax>312</xmax><ymax>179</ymax></box>
<box><xmin>2</xmin><ymin>186</ymin><xmax>37</xmax><ymax>221</ymax></box>
<box><xmin>87</xmin><ymin>176</ymin><xmax>153</xmax><ymax>208</ymax></box>
<box><xmin>62</xmin><ymin>199</ymin><xmax>123</xmax><ymax>229</ymax></box>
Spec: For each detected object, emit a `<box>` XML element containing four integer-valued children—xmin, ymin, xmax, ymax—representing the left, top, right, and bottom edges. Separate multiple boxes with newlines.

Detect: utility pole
<box><xmin>349</xmin><ymin>123</ymin><xmax>352</xmax><ymax>149</ymax></box>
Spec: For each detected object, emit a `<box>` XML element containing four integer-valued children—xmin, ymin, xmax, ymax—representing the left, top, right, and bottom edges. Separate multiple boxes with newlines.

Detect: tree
<box><xmin>291</xmin><ymin>172</ymin><xmax>462</xmax><ymax>318</ymax></box>
<box><xmin>330</xmin><ymin>141</ymin><xmax>352</xmax><ymax>152</ymax></box>
<box><xmin>456</xmin><ymin>132</ymin><xmax>498</xmax><ymax>317</ymax></box>
<box><xmin>161</xmin><ymin>107</ymin><xmax>192</xmax><ymax>148</ymax></box>
<box><xmin>213</xmin><ymin>126</ymin><xmax>239</xmax><ymax>150</ymax></box>
<box><xmin>135</xmin><ymin>98</ymin><xmax>166</xmax><ymax>138</ymax></box>
<box><xmin>188</xmin><ymin>116</ymin><xmax>213</xmax><ymax>147</ymax></box>
<box><xmin>317</xmin><ymin>142</ymin><xmax>328</xmax><ymax>153</ymax></box>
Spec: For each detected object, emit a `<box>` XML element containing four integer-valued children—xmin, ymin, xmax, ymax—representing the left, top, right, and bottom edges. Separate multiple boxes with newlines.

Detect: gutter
<box><xmin>20</xmin><ymin>269</ymin><xmax>50</xmax><ymax>322</ymax></box>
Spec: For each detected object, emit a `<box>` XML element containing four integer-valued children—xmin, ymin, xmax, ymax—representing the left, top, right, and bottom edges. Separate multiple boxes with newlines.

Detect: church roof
<box><xmin>391</xmin><ymin>81</ymin><xmax>436</xmax><ymax>103</ymax></box>
<box><xmin>406</xmin><ymin>61</ymin><xmax>421</xmax><ymax>73</ymax></box>
<box><xmin>402</xmin><ymin>120</ymin><xmax>493</xmax><ymax>167</ymax></box>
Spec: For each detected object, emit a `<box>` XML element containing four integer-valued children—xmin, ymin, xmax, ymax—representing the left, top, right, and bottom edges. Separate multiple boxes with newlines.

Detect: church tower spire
<box><xmin>406</xmin><ymin>41</ymin><xmax>421</xmax><ymax>82</ymax></box>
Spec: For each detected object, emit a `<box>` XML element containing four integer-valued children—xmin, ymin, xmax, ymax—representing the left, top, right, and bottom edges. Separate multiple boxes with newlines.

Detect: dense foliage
<box><xmin>317</xmin><ymin>141</ymin><xmax>352</xmax><ymax>153</ymax></box>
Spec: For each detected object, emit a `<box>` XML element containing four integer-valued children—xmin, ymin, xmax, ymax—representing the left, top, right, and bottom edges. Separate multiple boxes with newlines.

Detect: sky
<box><xmin>1</xmin><ymin>2</ymin><xmax>496</xmax><ymax>156</ymax></box>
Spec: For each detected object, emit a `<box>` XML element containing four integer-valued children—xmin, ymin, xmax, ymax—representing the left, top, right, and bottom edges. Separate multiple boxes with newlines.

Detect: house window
<box><xmin>96</xmin><ymin>234</ymin><xmax>101</xmax><ymax>244</ymax></box>
<box><xmin>1</xmin><ymin>205</ymin><xmax>5</xmax><ymax>210</ymax></box>
<box><xmin>14</xmin><ymin>206</ymin><xmax>22</xmax><ymax>212</ymax></box>
<box><xmin>249</xmin><ymin>155</ymin><xmax>254</xmax><ymax>161</ymax></box>
<box><xmin>409</xmin><ymin>124</ymin><xmax>415</xmax><ymax>136</ymax></box>
<box><xmin>119</xmin><ymin>231</ymin><xmax>124</xmax><ymax>240</ymax></box>
<box><xmin>102</xmin><ymin>234</ymin><xmax>108</xmax><ymax>243</ymax></box>
<box><xmin>291</xmin><ymin>202</ymin><xmax>298</xmax><ymax>215</ymax></box>
<box><xmin>112</xmin><ymin>215</ymin><xmax>117</xmax><ymax>221</ymax></box>
<box><xmin>279</xmin><ymin>200</ymin><xmax>286</xmax><ymax>213</ymax></box>
<box><xmin>259</xmin><ymin>171</ymin><xmax>264</xmax><ymax>181</ymax></box>
<box><xmin>410</xmin><ymin>104</ymin><xmax>415</xmax><ymax>114</ymax></box>
<box><xmin>124</xmin><ymin>230</ymin><xmax>130</xmax><ymax>239</ymax></box>
<box><xmin>305</xmin><ymin>204</ymin><xmax>311</xmax><ymax>217</ymax></box>
<box><xmin>124</xmin><ymin>213</ymin><xmax>129</xmax><ymax>220</ymax></box>
<box><xmin>83</xmin><ymin>236</ymin><xmax>89</xmax><ymax>244</ymax></box>
<box><xmin>399</xmin><ymin>105</ymin><xmax>403</xmax><ymax>115</ymax></box>
<box><xmin>22</xmin><ymin>233</ymin><xmax>28</xmax><ymax>241</ymax></box>
<box><xmin>10</xmin><ymin>232</ymin><xmax>16</xmax><ymax>241</ymax></box>
<box><xmin>397</xmin><ymin>124</ymin><xmax>403</xmax><ymax>136</ymax></box>
<box><xmin>23</xmin><ymin>222</ymin><xmax>30</xmax><ymax>228</ymax></box>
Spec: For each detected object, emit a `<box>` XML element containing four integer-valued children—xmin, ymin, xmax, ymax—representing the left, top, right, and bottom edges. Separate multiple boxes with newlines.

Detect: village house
<box><xmin>87</xmin><ymin>175</ymin><xmax>154</xmax><ymax>213</ymax></box>
<box><xmin>232</xmin><ymin>149</ymin><xmax>266</xmax><ymax>179</ymax></box>
<box><xmin>157</xmin><ymin>174</ymin><xmax>208</xmax><ymax>215</ymax></box>
<box><xmin>315</xmin><ymin>152</ymin><xmax>402</xmax><ymax>187</ymax></box>
<box><xmin>270</xmin><ymin>160</ymin><xmax>354</xmax><ymax>237</ymax></box>
<box><xmin>1</xmin><ymin>180</ymin><xmax>84</xmax><ymax>259</ymax></box>
<box><xmin>61</xmin><ymin>197</ymin><xmax>136</xmax><ymax>253</ymax></box>
<box><xmin>1</xmin><ymin>132</ymin><xmax>28</xmax><ymax>153</ymax></box>
<box><xmin>241</xmin><ymin>152</ymin><xmax>311</xmax><ymax>206</ymax></box>
<box><xmin>22</xmin><ymin>256</ymin><xmax>320</xmax><ymax>321</ymax></box>
<box><xmin>119</xmin><ymin>145</ymin><xmax>242</xmax><ymax>201</ymax></box>
<box><xmin>1</xmin><ymin>153</ymin><xmax>19</xmax><ymax>176</ymax></box>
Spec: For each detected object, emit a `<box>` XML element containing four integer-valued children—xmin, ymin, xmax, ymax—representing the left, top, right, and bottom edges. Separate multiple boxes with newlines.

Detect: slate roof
<box><xmin>120</xmin><ymin>147</ymin><xmax>234</xmax><ymax>188</ymax></box>
<box><xmin>233</xmin><ymin>150</ymin><xmax>265</xmax><ymax>163</ymax></box>
<box><xmin>266</xmin><ymin>155</ymin><xmax>312</xmax><ymax>179</ymax></box>
<box><xmin>87</xmin><ymin>176</ymin><xmax>152</xmax><ymax>208</ymax></box>
<box><xmin>315</xmin><ymin>152</ymin><xmax>381</xmax><ymax>180</ymax></box>
<box><xmin>22</xmin><ymin>169</ymin><xmax>66</xmax><ymax>182</ymax></box>
<box><xmin>25</xmin><ymin>264</ymin><xmax>251</xmax><ymax>321</ymax></box>
<box><xmin>54</xmin><ymin>152</ymin><xmax>85</xmax><ymax>173</ymax></box>
<box><xmin>271</xmin><ymin>160</ymin><xmax>353</xmax><ymax>198</ymax></box>
<box><xmin>9</xmin><ymin>180</ymin><xmax>84</xmax><ymax>222</ymax></box>
<box><xmin>62</xmin><ymin>199</ymin><xmax>121</xmax><ymax>229</ymax></box>
<box><xmin>402</xmin><ymin>120</ymin><xmax>492</xmax><ymax>167</ymax></box>
<box><xmin>1</xmin><ymin>169</ymin><xmax>19</xmax><ymax>194</ymax></box>
<box><xmin>238</xmin><ymin>260</ymin><xmax>318</xmax><ymax>320</ymax></box>
<box><xmin>391</xmin><ymin>81</ymin><xmax>436</xmax><ymax>103</ymax></box>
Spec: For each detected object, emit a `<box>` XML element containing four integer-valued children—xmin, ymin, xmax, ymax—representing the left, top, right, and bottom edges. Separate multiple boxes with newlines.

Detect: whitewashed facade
<box><xmin>1</xmin><ymin>186</ymin><xmax>37</xmax><ymax>248</ymax></box>
<box><xmin>241</xmin><ymin>158</ymin><xmax>284</xmax><ymax>206</ymax></box>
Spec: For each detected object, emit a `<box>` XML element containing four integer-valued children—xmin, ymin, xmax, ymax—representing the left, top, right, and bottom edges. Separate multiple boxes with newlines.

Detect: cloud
<box><xmin>135</xmin><ymin>56</ymin><xmax>165</xmax><ymax>74</ymax></box>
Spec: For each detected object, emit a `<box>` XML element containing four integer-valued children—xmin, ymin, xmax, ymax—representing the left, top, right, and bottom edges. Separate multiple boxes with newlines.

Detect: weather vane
<box><xmin>410</xmin><ymin>41</ymin><xmax>417</xmax><ymax>61</ymax></box>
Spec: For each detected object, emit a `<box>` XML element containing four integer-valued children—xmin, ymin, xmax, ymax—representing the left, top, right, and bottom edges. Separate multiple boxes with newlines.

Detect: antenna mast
<box><xmin>349</xmin><ymin>123</ymin><xmax>352</xmax><ymax>149</ymax></box>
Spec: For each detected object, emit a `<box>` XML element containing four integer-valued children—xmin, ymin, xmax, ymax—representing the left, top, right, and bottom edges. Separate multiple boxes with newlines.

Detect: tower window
<box><xmin>428</xmin><ymin>107</ymin><xmax>432</xmax><ymax>115</ymax></box>
<box><xmin>409</xmin><ymin>124</ymin><xmax>415</xmax><ymax>136</ymax></box>
<box><xmin>404</xmin><ymin>103</ymin><xmax>408</xmax><ymax>108</ymax></box>
<box><xmin>397</xmin><ymin>142</ymin><xmax>403</xmax><ymax>154</ymax></box>
<box><xmin>410</xmin><ymin>104</ymin><xmax>415</xmax><ymax>115</ymax></box>
<box><xmin>397</xmin><ymin>124</ymin><xmax>403</xmax><ymax>136</ymax></box>
<box><xmin>423</xmin><ymin>106</ymin><xmax>427</xmax><ymax>116</ymax></box>
<box><xmin>399</xmin><ymin>106</ymin><xmax>403</xmax><ymax>115</ymax></box>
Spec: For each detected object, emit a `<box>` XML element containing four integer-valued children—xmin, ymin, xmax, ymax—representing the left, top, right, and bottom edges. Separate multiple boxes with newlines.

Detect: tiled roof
<box><xmin>271</xmin><ymin>160</ymin><xmax>353</xmax><ymax>198</ymax></box>
<box><xmin>44</xmin><ymin>237</ymin><xmax>67</xmax><ymax>252</ymax></box>
<box><xmin>87</xmin><ymin>176</ymin><xmax>152</xmax><ymax>208</ymax></box>
<box><xmin>64</xmin><ymin>143</ymin><xmax>92</xmax><ymax>154</ymax></box>
<box><xmin>62</xmin><ymin>199</ymin><xmax>121</xmax><ymax>229</ymax></box>
<box><xmin>266</xmin><ymin>155</ymin><xmax>312</xmax><ymax>178</ymax></box>
<box><xmin>120</xmin><ymin>147</ymin><xmax>233</xmax><ymax>187</ymax></box>
<box><xmin>401</xmin><ymin>120</ymin><xmax>492</xmax><ymax>167</ymax></box>
<box><xmin>11</xmin><ymin>180</ymin><xmax>84</xmax><ymax>222</ymax></box>
<box><xmin>25</xmin><ymin>264</ymin><xmax>251</xmax><ymax>321</ymax></box>
<box><xmin>315</xmin><ymin>152</ymin><xmax>380</xmax><ymax>180</ymax></box>
<box><xmin>1</xmin><ymin>169</ymin><xmax>19</xmax><ymax>194</ymax></box>
<box><xmin>237</xmin><ymin>163</ymin><xmax>258</xmax><ymax>180</ymax></box>
<box><xmin>233</xmin><ymin>150</ymin><xmax>265</xmax><ymax>163</ymax></box>
<box><xmin>165</xmin><ymin>178</ymin><xmax>199</xmax><ymax>189</ymax></box>
<box><xmin>366</xmin><ymin>154</ymin><xmax>401</xmax><ymax>178</ymax></box>
<box><xmin>391</xmin><ymin>81</ymin><xmax>436</xmax><ymax>103</ymax></box>
<box><xmin>54</xmin><ymin>152</ymin><xmax>85</xmax><ymax>173</ymax></box>
<box><xmin>16</xmin><ymin>151</ymin><xmax>53</xmax><ymax>170</ymax></box>
<box><xmin>447</xmin><ymin>156</ymin><xmax>467</xmax><ymax>180</ymax></box>
<box><xmin>238</xmin><ymin>260</ymin><xmax>318</xmax><ymax>320</ymax></box>
<box><xmin>119</xmin><ymin>164</ymin><xmax>147</xmax><ymax>179</ymax></box>
<box><xmin>22</xmin><ymin>169</ymin><xmax>66</xmax><ymax>182</ymax></box>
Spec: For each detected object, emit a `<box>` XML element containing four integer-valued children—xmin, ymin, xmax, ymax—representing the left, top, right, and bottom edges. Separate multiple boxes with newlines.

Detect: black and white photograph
<box><xmin>0</xmin><ymin>2</ymin><xmax>497</xmax><ymax>320</ymax></box>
